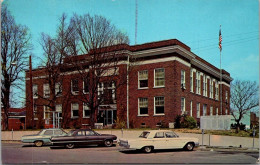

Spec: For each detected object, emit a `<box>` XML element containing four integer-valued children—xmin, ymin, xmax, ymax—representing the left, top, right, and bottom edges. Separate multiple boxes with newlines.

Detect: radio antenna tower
<box><xmin>135</xmin><ymin>0</ymin><xmax>138</xmax><ymax>45</ymax></box>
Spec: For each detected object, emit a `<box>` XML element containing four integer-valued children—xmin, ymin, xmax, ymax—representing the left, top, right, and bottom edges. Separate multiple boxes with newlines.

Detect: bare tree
<box><xmin>230</xmin><ymin>80</ymin><xmax>259</xmax><ymax>132</ymax></box>
<box><xmin>36</xmin><ymin>14</ymin><xmax>75</xmax><ymax>128</ymax></box>
<box><xmin>1</xmin><ymin>5</ymin><xmax>31</xmax><ymax>130</ymax></box>
<box><xmin>68</xmin><ymin>14</ymin><xmax>130</xmax><ymax>127</ymax></box>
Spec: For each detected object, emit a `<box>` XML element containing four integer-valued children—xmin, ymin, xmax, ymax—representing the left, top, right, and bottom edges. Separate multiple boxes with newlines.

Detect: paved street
<box><xmin>2</xmin><ymin>142</ymin><xmax>258</xmax><ymax>164</ymax></box>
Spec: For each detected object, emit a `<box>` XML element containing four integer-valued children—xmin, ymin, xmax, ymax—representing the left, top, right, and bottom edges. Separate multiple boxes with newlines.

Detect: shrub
<box><xmin>114</xmin><ymin>117</ymin><xmax>126</xmax><ymax>129</ymax></box>
<box><xmin>174</xmin><ymin>114</ymin><xmax>197</xmax><ymax>129</ymax></box>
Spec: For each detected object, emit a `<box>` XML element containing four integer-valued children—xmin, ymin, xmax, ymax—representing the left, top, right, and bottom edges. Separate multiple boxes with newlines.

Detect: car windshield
<box><xmin>37</xmin><ymin>130</ymin><xmax>44</xmax><ymax>135</ymax></box>
<box><xmin>139</xmin><ymin>131</ymin><xmax>150</xmax><ymax>138</ymax></box>
<box><xmin>67</xmin><ymin>130</ymin><xmax>75</xmax><ymax>136</ymax></box>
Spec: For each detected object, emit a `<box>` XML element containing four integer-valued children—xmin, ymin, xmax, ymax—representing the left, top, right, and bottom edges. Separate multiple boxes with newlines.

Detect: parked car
<box><xmin>21</xmin><ymin>128</ymin><xmax>67</xmax><ymax>147</ymax></box>
<box><xmin>119</xmin><ymin>130</ymin><xmax>199</xmax><ymax>153</ymax></box>
<box><xmin>50</xmin><ymin>129</ymin><xmax>117</xmax><ymax>149</ymax></box>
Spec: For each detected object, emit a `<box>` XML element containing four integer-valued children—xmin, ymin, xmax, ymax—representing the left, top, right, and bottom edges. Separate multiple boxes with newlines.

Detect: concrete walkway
<box><xmin>1</xmin><ymin>129</ymin><xmax>259</xmax><ymax>149</ymax></box>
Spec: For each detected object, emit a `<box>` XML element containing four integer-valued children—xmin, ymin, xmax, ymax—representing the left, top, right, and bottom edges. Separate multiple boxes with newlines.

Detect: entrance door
<box><xmin>104</xmin><ymin>110</ymin><xmax>117</xmax><ymax>125</ymax></box>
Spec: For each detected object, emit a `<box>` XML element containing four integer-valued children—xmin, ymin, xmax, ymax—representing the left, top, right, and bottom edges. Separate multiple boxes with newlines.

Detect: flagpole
<box><xmin>219</xmin><ymin>25</ymin><xmax>223</xmax><ymax>115</ymax></box>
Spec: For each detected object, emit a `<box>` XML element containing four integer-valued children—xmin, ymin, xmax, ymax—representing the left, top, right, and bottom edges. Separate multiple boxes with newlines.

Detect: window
<box><xmin>71</xmin><ymin>103</ymin><xmax>79</xmax><ymax>118</ymax></box>
<box><xmin>139</xmin><ymin>70</ymin><xmax>148</xmax><ymax>88</ymax></box>
<box><xmin>34</xmin><ymin>104</ymin><xmax>38</xmax><ymax>119</ymax></box>
<box><xmin>100</xmin><ymin>81</ymin><xmax>116</xmax><ymax>104</ymax></box>
<box><xmin>197</xmin><ymin>103</ymin><xmax>200</xmax><ymax>118</ymax></box>
<box><xmin>154</xmin><ymin>132</ymin><xmax>164</xmax><ymax>138</ymax></box>
<box><xmin>44</xmin><ymin>106</ymin><xmax>51</xmax><ymax>124</ymax></box>
<box><xmin>196</xmin><ymin>71</ymin><xmax>201</xmax><ymax>94</ymax></box>
<box><xmin>56</xmin><ymin>104</ymin><xmax>62</xmax><ymax>118</ymax></box>
<box><xmin>190</xmin><ymin>70</ymin><xmax>193</xmax><ymax>92</ymax></box>
<box><xmin>43</xmin><ymin>84</ymin><xmax>50</xmax><ymax>97</ymax></box>
<box><xmin>154</xmin><ymin>96</ymin><xmax>164</xmax><ymax>115</ymax></box>
<box><xmin>225</xmin><ymin>91</ymin><xmax>228</xmax><ymax>103</ymax></box>
<box><xmin>210</xmin><ymin>79</ymin><xmax>213</xmax><ymax>98</ymax></box>
<box><xmin>210</xmin><ymin>106</ymin><xmax>213</xmax><ymax>116</ymax></box>
<box><xmin>71</xmin><ymin>79</ymin><xmax>79</xmax><ymax>94</ymax></box>
<box><xmin>139</xmin><ymin>98</ymin><xmax>148</xmax><ymax>115</ymax></box>
<box><xmin>55</xmin><ymin>82</ymin><xmax>62</xmax><ymax>96</ymax></box>
<box><xmin>203</xmin><ymin>104</ymin><xmax>207</xmax><ymax>116</ymax></box>
<box><xmin>154</xmin><ymin>68</ymin><xmax>165</xmax><ymax>87</ymax></box>
<box><xmin>44</xmin><ymin>130</ymin><xmax>54</xmax><ymax>135</ymax></box>
<box><xmin>215</xmin><ymin>81</ymin><xmax>219</xmax><ymax>100</ymax></box>
<box><xmin>165</xmin><ymin>132</ymin><xmax>177</xmax><ymax>138</ymax></box>
<box><xmin>203</xmin><ymin>75</ymin><xmax>207</xmax><ymax>97</ymax></box>
<box><xmin>216</xmin><ymin>108</ymin><xmax>219</xmax><ymax>116</ymax></box>
<box><xmin>181</xmin><ymin>97</ymin><xmax>185</xmax><ymax>114</ymax></box>
<box><xmin>190</xmin><ymin>101</ymin><xmax>193</xmax><ymax>117</ymax></box>
<box><xmin>181</xmin><ymin>70</ymin><xmax>185</xmax><ymax>89</ymax></box>
<box><xmin>33</xmin><ymin>84</ymin><xmax>38</xmax><ymax>98</ymax></box>
<box><xmin>83</xmin><ymin>77</ymin><xmax>89</xmax><ymax>93</ymax></box>
<box><xmin>83</xmin><ymin>103</ymin><xmax>90</xmax><ymax>118</ymax></box>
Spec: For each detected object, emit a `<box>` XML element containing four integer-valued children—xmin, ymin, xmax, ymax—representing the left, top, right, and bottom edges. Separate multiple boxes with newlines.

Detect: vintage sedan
<box><xmin>21</xmin><ymin>128</ymin><xmax>67</xmax><ymax>147</ymax></box>
<box><xmin>119</xmin><ymin>130</ymin><xmax>199</xmax><ymax>153</ymax></box>
<box><xmin>50</xmin><ymin>129</ymin><xmax>117</xmax><ymax>149</ymax></box>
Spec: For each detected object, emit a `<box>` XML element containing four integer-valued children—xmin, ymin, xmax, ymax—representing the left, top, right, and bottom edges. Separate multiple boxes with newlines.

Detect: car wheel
<box><xmin>104</xmin><ymin>140</ymin><xmax>113</xmax><ymax>147</ymax></box>
<box><xmin>65</xmin><ymin>143</ymin><xmax>75</xmax><ymax>149</ymax></box>
<box><xmin>143</xmin><ymin>146</ymin><xmax>153</xmax><ymax>153</ymax></box>
<box><xmin>34</xmin><ymin>141</ymin><xmax>43</xmax><ymax>147</ymax></box>
<box><xmin>185</xmin><ymin>143</ymin><xmax>194</xmax><ymax>151</ymax></box>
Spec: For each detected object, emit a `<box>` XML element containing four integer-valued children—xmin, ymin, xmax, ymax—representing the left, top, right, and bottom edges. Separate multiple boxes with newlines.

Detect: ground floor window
<box><xmin>98</xmin><ymin>109</ymin><xmax>117</xmax><ymax>125</ymax></box>
<box><xmin>71</xmin><ymin>103</ymin><xmax>79</xmax><ymax>118</ymax></box>
<box><xmin>83</xmin><ymin>103</ymin><xmax>90</xmax><ymax>118</ymax></box>
<box><xmin>154</xmin><ymin>96</ymin><xmax>164</xmax><ymax>115</ymax></box>
<box><xmin>139</xmin><ymin>98</ymin><xmax>148</xmax><ymax>115</ymax></box>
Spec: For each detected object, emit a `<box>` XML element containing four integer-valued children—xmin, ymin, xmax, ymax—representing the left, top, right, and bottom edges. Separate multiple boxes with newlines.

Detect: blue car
<box><xmin>21</xmin><ymin>128</ymin><xmax>67</xmax><ymax>147</ymax></box>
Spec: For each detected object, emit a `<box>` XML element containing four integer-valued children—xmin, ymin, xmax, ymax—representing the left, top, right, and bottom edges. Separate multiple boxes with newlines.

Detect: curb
<box><xmin>198</xmin><ymin>146</ymin><xmax>259</xmax><ymax>152</ymax></box>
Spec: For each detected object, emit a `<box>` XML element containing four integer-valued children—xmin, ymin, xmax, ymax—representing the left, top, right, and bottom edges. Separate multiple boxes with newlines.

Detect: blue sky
<box><xmin>3</xmin><ymin>0</ymin><xmax>259</xmax><ymax>104</ymax></box>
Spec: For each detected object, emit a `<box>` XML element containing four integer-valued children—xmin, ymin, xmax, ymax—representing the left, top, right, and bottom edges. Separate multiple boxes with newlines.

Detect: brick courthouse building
<box><xmin>25</xmin><ymin>39</ymin><xmax>232</xmax><ymax>129</ymax></box>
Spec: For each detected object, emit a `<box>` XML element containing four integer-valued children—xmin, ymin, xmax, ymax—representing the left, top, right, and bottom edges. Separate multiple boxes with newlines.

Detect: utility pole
<box><xmin>29</xmin><ymin>55</ymin><xmax>34</xmax><ymax>128</ymax></box>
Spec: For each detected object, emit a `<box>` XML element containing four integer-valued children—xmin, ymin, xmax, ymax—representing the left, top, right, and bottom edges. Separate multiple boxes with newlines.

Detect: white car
<box><xmin>119</xmin><ymin>130</ymin><xmax>199</xmax><ymax>153</ymax></box>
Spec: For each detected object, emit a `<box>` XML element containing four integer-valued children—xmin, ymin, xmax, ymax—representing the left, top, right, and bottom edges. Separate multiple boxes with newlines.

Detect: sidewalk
<box><xmin>1</xmin><ymin>129</ymin><xmax>259</xmax><ymax>150</ymax></box>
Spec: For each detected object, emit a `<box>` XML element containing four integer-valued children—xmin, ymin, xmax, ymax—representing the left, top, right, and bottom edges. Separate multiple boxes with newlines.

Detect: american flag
<box><xmin>219</xmin><ymin>27</ymin><xmax>222</xmax><ymax>51</ymax></box>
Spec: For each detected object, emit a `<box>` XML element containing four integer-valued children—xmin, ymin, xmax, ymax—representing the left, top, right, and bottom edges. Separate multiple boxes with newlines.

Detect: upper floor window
<box><xmin>154</xmin><ymin>96</ymin><xmax>164</xmax><ymax>115</ymax></box>
<box><xmin>154</xmin><ymin>68</ymin><xmax>165</xmax><ymax>87</ymax></box>
<box><xmin>33</xmin><ymin>84</ymin><xmax>38</xmax><ymax>98</ymax></box>
<box><xmin>215</xmin><ymin>81</ymin><xmax>219</xmax><ymax>100</ymax></box>
<box><xmin>196</xmin><ymin>71</ymin><xmax>201</xmax><ymax>95</ymax></box>
<box><xmin>181</xmin><ymin>70</ymin><xmax>186</xmax><ymax>89</ymax></box>
<box><xmin>190</xmin><ymin>70</ymin><xmax>193</xmax><ymax>92</ymax></box>
<box><xmin>203</xmin><ymin>75</ymin><xmax>207</xmax><ymax>97</ymax></box>
<box><xmin>225</xmin><ymin>91</ymin><xmax>228</xmax><ymax>103</ymax></box>
<box><xmin>138</xmin><ymin>98</ymin><xmax>148</xmax><ymax>115</ymax></box>
<box><xmin>138</xmin><ymin>70</ymin><xmax>148</xmax><ymax>88</ymax></box>
<box><xmin>210</xmin><ymin>79</ymin><xmax>213</xmax><ymax>98</ymax></box>
<box><xmin>55</xmin><ymin>82</ymin><xmax>62</xmax><ymax>96</ymax></box>
<box><xmin>43</xmin><ymin>84</ymin><xmax>50</xmax><ymax>98</ymax></box>
<box><xmin>71</xmin><ymin>79</ymin><xmax>79</xmax><ymax>94</ymax></box>
<box><xmin>98</xmin><ymin>81</ymin><xmax>116</xmax><ymax>104</ymax></box>
<box><xmin>83</xmin><ymin>77</ymin><xmax>89</xmax><ymax>94</ymax></box>
<box><xmin>181</xmin><ymin>97</ymin><xmax>185</xmax><ymax>114</ymax></box>
<box><xmin>71</xmin><ymin>103</ymin><xmax>79</xmax><ymax>118</ymax></box>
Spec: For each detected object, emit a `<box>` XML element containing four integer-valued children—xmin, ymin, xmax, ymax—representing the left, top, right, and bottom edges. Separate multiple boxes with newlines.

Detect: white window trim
<box><xmin>154</xmin><ymin>96</ymin><xmax>165</xmax><ymax>115</ymax></box>
<box><xmin>181</xmin><ymin>70</ymin><xmax>186</xmax><ymax>89</ymax></box>
<box><xmin>138</xmin><ymin>70</ymin><xmax>149</xmax><ymax>89</ymax></box>
<box><xmin>55</xmin><ymin>104</ymin><xmax>63</xmax><ymax>119</ymax></box>
<box><xmin>71</xmin><ymin>80</ymin><xmax>79</xmax><ymax>95</ymax></box>
<box><xmin>71</xmin><ymin>103</ymin><xmax>79</xmax><ymax>118</ymax></box>
<box><xmin>190</xmin><ymin>70</ymin><xmax>193</xmax><ymax>92</ymax></box>
<box><xmin>181</xmin><ymin>97</ymin><xmax>185</xmax><ymax>115</ymax></box>
<box><xmin>43</xmin><ymin>84</ymin><xmax>50</xmax><ymax>98</ymax></box>
<box><xmin>33</xmin><ymin>84</ymin><xmax>38</xmax><ymax>99</ymax></box>
<box><xmin>190</xmin><ymin>101</ymin><xmax>193</xmax><ymax>117</ymax></box>
<box><xmin>197</xmin><ymin>103</ymin><xmax>200</xmax><ymax>118</ymax></box>
<box><xmin>55</xmin><ymin>82</ymin><xmax>62</xmax><ymax>97</ymax></box>
<box><xmin>154</xmin><ymin>68</ymin><xmax>165</xmax><ymax>88</ymax></box>
<box><xmin>138</xmin><ymin>98</ymin><xmax>149</xmax><ymax>116</ymax></box>
<box><xmin>216</xmin><ymin>108</ymin><xmax>219</xmax><ymax>116</ymax></box>
<box><xmin>203</xmin><ymin>104</ymin><xmax>207</xmax><ymax>116</ymax></box>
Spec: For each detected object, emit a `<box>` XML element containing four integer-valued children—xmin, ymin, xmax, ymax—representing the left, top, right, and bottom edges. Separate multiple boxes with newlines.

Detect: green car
<box><xmin>21</xmin><ymin>128</ymin><xmax>67</xmax><ymax>147</ymax></box>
